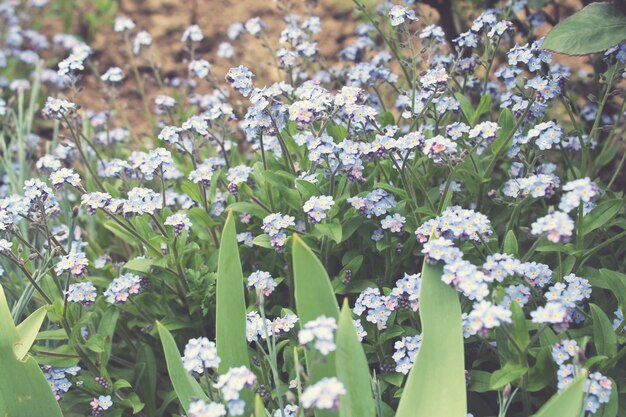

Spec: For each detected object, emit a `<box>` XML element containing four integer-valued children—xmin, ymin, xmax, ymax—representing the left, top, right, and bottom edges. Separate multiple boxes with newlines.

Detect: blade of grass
<box><xmin>395</xmin><ymin>262</ymin><xmax>467</xmax><ymax>417</ymax></box>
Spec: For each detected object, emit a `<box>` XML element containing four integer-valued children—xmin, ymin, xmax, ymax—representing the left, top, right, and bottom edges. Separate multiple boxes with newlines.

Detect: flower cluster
<box><xmin>103</xmin><ymin>273</ymin><xmax>146</xmax><ymax>304</ymax></box>
<box><xmin>226</xmin><ymin>65</ymin><xmax>254</xmax><ymax>97</ymax></box>
<box><xmin>182</xmin><ymin>337</ymin><xmax>220</xmax><ymax>375</ymax></box>
<box><xmin>164</xmin><ymin>212</ymin><xmax>192</xmax><ymax>236</ymax></box>
<box><xmin>90</xmin><ymin>395</ymin><xmax>113</xmax><ymax>416</ymax></box>
<box><xmin>353</xmin><ymin>272</ymin><xmax>421</xmax><ymax>330</ymax></box>
<box><xmin>247</xmin><ymin>270</ymin><xmax>277</xmax><ymax>296</ymax></box>
<box><xmin>415</xmin><ymin>206</ymin><xmax>492</xmax><ymax>243</ymax></box>
<box><xmin>43</xmin><ymin>366</ymin><xmax>81</xmax><ymax>400</ymax></box>
<box><xmin>393</xmin><ymin>334</ymin><xmax>422</xmax><ymax>374</ymax></box>
<box><xmin>348</xmin><ymin>189</ymin><xmax>397</xmax><ymax>218</ymax></box>
<box><xmin>551</xmin><ymin>340</ymin><xmax>611</xmax><ymax>413</ymax></box>
<box><xmin>303</xmin><ymin>195</ymin><xmax>334</xmax><ymax>223</ymax></box>
<box><xmin>214</xmin><ymin>366</ymin><xmax>256</xmax><ymax>415</ymax></box>
<box><xmin>531</xmin><ymin>211</ymin><xmax>574</xmax><ymax>243</ymax></box>
<box><xmin>55</xmin><ymin>251</ymin><xmax>89</xmax><ymax>277</ymax></box>
<box><xmin>559</xmin><ymin>177</ymin><xmax>601</xmax><ymax>213</ymax></box>
<box><xmin>65</xmin><ymin>282</ymin><xmax>97</xmax><ymax>305</ymax></box>
<box><xmin>262</xmin><ymin>213</ymin><xmax>295</xmax><ymax>250</ymax></box>
<box><xmin>298</xmin><ymin>315</ymin><xmax>337</xmax><ymax>355</ymax></box>
<box><xmin>301</xmin><ymin>377</ymin><xmax>346</xmax><ymax>410</ymax></box>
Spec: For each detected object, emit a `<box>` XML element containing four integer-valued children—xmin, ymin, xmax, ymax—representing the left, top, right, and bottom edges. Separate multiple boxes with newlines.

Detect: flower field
<box><xmin>0</xmin><ymin>0</ymin><xmax>625</xmax><ymax>416</ymax></box>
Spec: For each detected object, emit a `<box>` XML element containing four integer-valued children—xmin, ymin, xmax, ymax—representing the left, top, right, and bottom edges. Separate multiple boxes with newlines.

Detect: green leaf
<box><xmin>396</xmin><ymin>263</ymin><xmax>466</xmax><ymax>417</ymax></box>
<box><xmin>532</xmin><ymin>375</ymin><xmax>584</xmax><ymax>417</ymax></box>
<box><xmin>156</xmin><ymin>321</ymin><xmax>208</xmax><ymax>413</ymax></box>
<box><xmin>582</xmin><ymin>199</ymin><xmax>624</xmax><ymax>235</ymax></box>
<box><xmin>526</xmin><ymin>347</ymin><xmax>555</xmax><ymax>392</ymax></box>
<box><xmin>292</xmin><ymin>234</ymin><xmax>339</xmax><ymax>383</ymax></box>
<box><xmin>134</xmin><ymin>345</ymin><xmax>157</xmax><ymax>416</ymax></box>
<box><xmin>336</xmin><ymin>300</ymin><xmax>376</xmax><ymax>417</ymax></box>
<box><xmin>509</xmin><ymin>302</ymin><xmax>530</xmax><ymax>350</ymax></box>
<box><xmin>491</xmin><ymin>109</ymin><xmax>515</xmax><ymax>155</ymax></box>
<box><xmin>455</xmin><ymin>92</ymin><xmax>475</xmax><ymax>126</ymax></box>
<box><xmin>327</xmin><ymin>124</ymin><xmax>348</xmax><ymax>142</ymax></box>
<box><xmin>216</xmin><ymin>211</ymin><xmax>251</xmax><ymax>372</ymax></box>
<box><xmin>15</xmin><ymin>306</ymin><xmax>47</xmax><ymax>360</ymax></box>
<box><xmin>600</xmin><ymin>269</ymin><xmax>626</xmax><ymax>311</ymax></box>
<box><xmin>228</xmin><ymin>201</ymin><xmax>270</xmax><ymax>219</ymax></box>
<box><xmin>590</xmin><ymin>304</ymin><xmax>617</xmax><ymax>357</ymax></box>
<box><xmin>314</xmin><ymin>222</ymin><xmax>343</xmax><ymax>244</ymax></box>
<box><xmin>254</xmin><ymin>394</ymin><xmax>266</xmax><ymax>417</ymax></box>
<box><xmin>0</xmin><ymin>285</ymin><xmax>63</xmax><ymax>417</ymax></box>
<box><xmin>472</xmin><ymin>95</ymin><xmax>492</xmax><ymax>125</ymax></box>
<box><xmin>503</xmin><ymin>230</ymin><xmax>519</xmax><ymax>256</ymax></box>
<box><xmin>468</xmin><ymin>371</ymin><xmax>493</xmax><ymax>393</ymax></box>
<box><xmin>253</xmin><ymin>234</ymin><xmax>272</xmax><ymax>249</ymax></box>
<box><xmin>490</xmin><ymin>363</ymin><xmax>528</xmax><ymax>390</ymax></box>
<box><xmin>542</xmin><ymin>3</ymin><xmax>626</xmax><ymax>55</ymax></box>
<box><xmin>98</xmin><ymin>307</ymin><xmax>119</xmax><ymax>369</ymax></box>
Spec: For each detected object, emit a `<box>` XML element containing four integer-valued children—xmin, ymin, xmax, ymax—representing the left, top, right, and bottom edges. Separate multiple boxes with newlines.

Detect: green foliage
<box><xmin>336</xmin><ymin>300</ymin><xmax>376</xmax><ymax>417</ymax></box>
<box><xmin>543</xmin><ymin>3</ymin><xmax>626</xmax><ymax>55</ymax></box>
<box><xmin>532</xmin><ymin>376</ymin><xmax>584</xmax><ymax>417</ymax></box>
<box><xmin>0</xmin><ymin>285</ymin><xmax>63</xmax><ymax>417</ymax></box>
<box><xmin>216</xmin><ymin>211</ymin><xmax>251</xmax><ymax>372</ymax></box>
<box><xmin>156</xmin><ymin>321</ymin><xmax>209</xmax><ymax>414</ymax></box>
<box><xmin>292</xmin><ymin>234</ymin><xmax>340</xmax><ymax>383</ymax></box>
<box><xmin>396</xmin><ymin>263</ymin><xmax>466</xmax><ymax>417</ymax></box>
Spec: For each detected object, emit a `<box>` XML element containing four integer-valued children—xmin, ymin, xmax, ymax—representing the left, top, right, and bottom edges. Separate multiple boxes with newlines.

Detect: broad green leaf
<box><xmin>600</xmin><ymin>269</ymin><xmax>626</xmax><ymax>311</ymax></box>
<box><xmin>253</xmin><ymin>234</ymin><xmax>273</xmax><ymax>249</ymax></box>
<box><xmin>380</xmin><ymin>111</ymin><xmax>396</xmax><ymax>127</ymax></box>
<box><xmin>526</xmin><ymin>347</ymin><xmax>554</xmax><ymax>392</ymax></box>
<box><xmin>327</xmin><ymin>124</ymin><xmax>348</xmax><ymax>142</ymax></box>
<box><xmin>156</xmin><ymin>321</ymin><xmax>208</xmax><ymax>413</ymax></box>
<box><xmin>0</xmin><ymin>285</ymin><xmax>63</xmax><ymax>417</ymax></box>
<box><xmin>590</xmin><ymin>304</ymin><xmax>617</xmax><ymax>357</ymax></box>
<box><xmin>15</xmin><ymin>306</ymin><xmax>47</xmax><ymax>360</ymax></box>
<box><xmin>490</xmin><ymin>363</ymin><xmax>528</xmax><ymax>390</ymax></box>
<box><xmin>227</xmin><ymin>201</ymin><xmax>270</xmax><ymax>219</ymax></box>
<box><xmin>98</xmin><ymin>307</ymin><xmax>119</xmax><ymax>369</ymax></box>
<box><xmin>503</xmin><ymin>230</ymin><xmax>519</xmax><ymax>256</ymax></box>
<box><xmin>468</xmin><ymin>370</ymin><xmax>493</xmax><ymax>393</ymax></box>
<box><xmin>472</xmin><ymin>95</ymin><xmax>492</xmax><ymax>125</ymax></box>
<box><xmin>532</xmin><ymin>375</ymin><xmax>585</xmax><ymax>417</ymax></box>
<box><xmin>216</xmin><ymin>211</ymin><xmax>251</xmax><ymax>372</ymax></box>
<box><xmin>542</xmin><ymin>3</ymin><xmax>626</xmax><ymax>55</ymax></box>
<box><xmin>134</xmin><ymin>345</ymin><xmax>157</xmax><ymax>416</ymax></box>
<box><xmin>396</xmin><ymin>263</ymin><xmax>466</xmax><ymax>417</ymax></box>
<box><xmin>490</xmin><ymin>109</ymin><xmax>515</xmax><ymax>155</ymax></box>
<box><xmin>314</xmin><ymin>222</ymin><xmax>343</xmax><ymax>244</ymax></box>
<box><xmin>124</xmin><ymin>257</ymin><xmax>167</xmax><ymax>273</ymax></box>
<box><xmin>336</xmin><ymin>300</ymin><xmax>376</xmax><ymax>417</ymax></box>
<box><xmin>292</xmin><ymin>234</ymin><xmax>339</xmax><ymax>383</ymax></box>
<box><xmin>509</xmin><ymin>302</ymin><xmax>530</xmax><ymax>349</ymax></box>
<box><xmin>454</xmin><ymin>92</ymin><xmax>475</xmax><ymax>126</ymax></box>
<box><xmin>582</xmin><ymin>199</ymin><xmax>624</xmax><ymax>235</ymax></box>
<box><xmin>254</xmin><ymin>394</ymin><xmax>266</xmax><ymax>417</ymax></box>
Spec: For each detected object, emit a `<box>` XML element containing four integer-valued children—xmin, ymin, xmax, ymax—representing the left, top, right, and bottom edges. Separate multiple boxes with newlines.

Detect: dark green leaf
<box><xmin>542</xmin><ymin>3</ymin><xmax>626</xmax><ymax>55</ymax></box>
<box><xmin>156</xmin><ymin>321</ymin><xmax>208</xmax><ymax>413</ymax></box>
<box><xmin>532</xmin><ymin>376</ymin><xmax>584</xmax><ymax>417</ymax></box>
<box><xmin>490</xmin><ymin>363</ymin><xmax>528</xmax><ymax>390</ymax></box>
<box><xmin>590</xmin><ymin>304</ymin><xmax>617</xmax><ymax>357</ymax></box>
